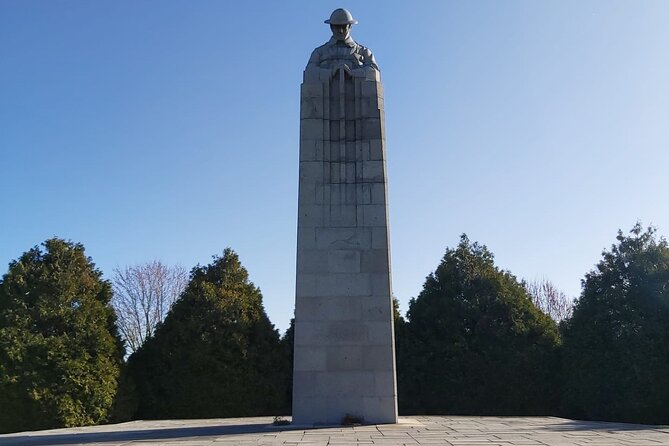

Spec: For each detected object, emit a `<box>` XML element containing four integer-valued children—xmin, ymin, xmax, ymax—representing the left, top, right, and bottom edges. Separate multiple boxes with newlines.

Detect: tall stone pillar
<box><xmin>292</xmin><ymin>9</ymin><xmax>398</xmax><ymax>425</ymax></box>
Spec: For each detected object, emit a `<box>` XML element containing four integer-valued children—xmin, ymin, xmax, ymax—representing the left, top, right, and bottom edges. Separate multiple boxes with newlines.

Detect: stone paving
<box><xmin>2</xmin><ymin>416</ymin><xmax>669</xmax><ymax>446</ymax></box>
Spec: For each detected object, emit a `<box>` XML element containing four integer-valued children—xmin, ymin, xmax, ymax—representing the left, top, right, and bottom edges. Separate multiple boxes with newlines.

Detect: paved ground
<box><xmin>2</xmin><ymin>416</ymin><xmax>669</xmax><ymax>446</ymax></box>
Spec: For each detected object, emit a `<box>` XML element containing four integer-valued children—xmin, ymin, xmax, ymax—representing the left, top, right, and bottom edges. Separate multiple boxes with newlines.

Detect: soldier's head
<box><xmin>325</xmin><ymin>8</ymin><xmax>357</xmax><ymax>41</ymax></box>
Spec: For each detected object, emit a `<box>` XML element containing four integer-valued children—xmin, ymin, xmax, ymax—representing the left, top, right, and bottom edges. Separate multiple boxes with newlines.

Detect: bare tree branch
<box><xmin>111</xmin><ymin>261</ymin><xmax>187</xmax><ymax>354</ymax></box>
<box><xmin>524</xmin><ymin>277</ymin><xmax>574</xmax><ymax>322</ymax></box>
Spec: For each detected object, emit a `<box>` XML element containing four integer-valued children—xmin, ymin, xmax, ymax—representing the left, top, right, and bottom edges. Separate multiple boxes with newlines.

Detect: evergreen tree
<box><xmin>124</xmin><ymin>249</ymin><xmax>290</xmax><ymax>419</ymax></box>
<box><xmin>398</xmin><ymin>235</ymin><xmax>561</xmax><ymax>415</ymax></box>
<box><xmin>280</xmin><ymin>318</ymin><xmax>295</xmax><ymax>414</ymax></box>
<box><xmin>393</xmin><ymin>296</ymin><xmax>408</xmax><ymax>412</ymax></box>
<box><xmin>0</xmin><ymin>238</ymin><xmax>123</xmax><ymax>433</ymax></box>
<box><xmin>561</xmin><ymin>224</ymin><xmax>669</xmax><ymax>424</ymax></box>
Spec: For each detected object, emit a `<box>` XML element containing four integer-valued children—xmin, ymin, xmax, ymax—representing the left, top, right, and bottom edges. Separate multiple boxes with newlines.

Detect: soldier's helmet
<box><xmin>324</xmin><ymin>8</ymin><xmax>358</xmax><ymax>25</ymax></box>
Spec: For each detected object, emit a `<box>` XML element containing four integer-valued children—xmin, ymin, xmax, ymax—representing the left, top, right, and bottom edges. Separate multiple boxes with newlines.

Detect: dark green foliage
<box><xmin>280</xmin><ymin>318</ymin><xmax>295</xmax><ymax>413</ymax></box>
<box><xmin>122</xmin><ymin>249</ymin><xmax>290</xmax><ymax>419</ymax></box>
<box><xmin>561</xmin><ymin>224</ymin><xmax>669</xmax><ymax>424</ymax></box>
<box><xmin>0</xmin><ymin>238</ymin><xmax>123</xmax><ymax>433</ymax></box>
<box><xmin>393</xmin><ymin>296</ymin><xmax>407</xmax><ymax>384</ymax></box>
<box><xmin>392</xmin><ymin>296</ymin><xmax>403</xmax><ymax>324</ymax></box>
<box><xmin>398</xmin><ymin>235</ymin><xmax>561</xmax><ymax>415</ymax></box>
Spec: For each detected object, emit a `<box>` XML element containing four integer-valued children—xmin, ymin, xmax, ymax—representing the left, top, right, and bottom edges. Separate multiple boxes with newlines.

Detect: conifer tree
<box><xmin>399</xmin><ymin>235</ymin><xmax>561</xmax><ymax>415</ymax></box>
<box><xmin>562</xmin><ymin>224</ymin><xmax>669</xmax><ymax>424</ymax></box>
<box><xmin>124</xmin><ymin>249</ymin><xmax>290</xmax><ymax>419</ymax></box>
<box><xmin>0</xmin><ymin>238</ymin><xmax>123</xmax><ymax>433</ymax></box>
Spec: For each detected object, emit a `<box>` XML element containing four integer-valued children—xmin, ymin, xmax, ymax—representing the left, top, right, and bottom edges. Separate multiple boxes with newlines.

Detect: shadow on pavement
<box><xmin>540</xmin><ymin>418</ymin><xmax>669</xmax><ymax>432</ymax></box>
<box><xmin>0</xmin><ymin>422</ymin><xmax>309</xmax><ymax>446</ymax></box>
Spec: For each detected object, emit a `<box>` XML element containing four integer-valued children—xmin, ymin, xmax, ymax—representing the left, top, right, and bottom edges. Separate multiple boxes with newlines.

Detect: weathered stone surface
<box><xmin>360</xmin><ymin>249</ymin><xmax>390</xmax><ymax>273</ymax></box>
<box><xmin>295</xmin><ymin>295</ymin><xmax>363</xmax><ymax>321</ymax></box>
<box><xmin>360</xmin><ymin>204</ymin><xmax>387</xmax><ymax>227</ymax></box>
<box><xmin>369</xmin><ymin>139</ymin><xmax>384</xmax><ymax>160</ymax></box>
<box><xmin>300</xmin><ymin>118</ymin><xmax>324</xmax><ymax>140</ymax></box>
<box><xmin>371</xmin><ymin>226</ymin><xmax>389</xmax><ymax>250</ymax></box>
<box><xmin>293</xmin><ymin>346</ymin><xmax>327</xmax><ymax>371</ymax></box>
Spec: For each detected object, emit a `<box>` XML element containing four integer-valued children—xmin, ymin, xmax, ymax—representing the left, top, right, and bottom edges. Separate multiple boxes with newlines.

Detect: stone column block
<box><xmin>360</xmin><ymin>204</ymin><xmax>387</xmax><ymax>227</ymax></box>
<box><xmin>301</xmin><ymin>118</ymin><xmax>324</xmax><ymax>140</ymax></box>
<box><xmin>294</xmin><ymin>347</ymin><xmax>327</xmax><ymax>372</ymax></box>
<box><xmin>362</xmin><ymin>161</ymin><xmax>385</xmax><ymax>182</ymax></box>
<box><xmin>295</xmin><ymin>295</ymin><xmax>363</xmax><ymax>321</ymax></box>
<box><xmin>369</xmin><ymin>139</ymin><xmax>384</xmax><ymax>161</ymax></box>
<box><xmin>327</xmin><ymin>250</ymin><xmax>361</xmax><ymax>273</ymax></box>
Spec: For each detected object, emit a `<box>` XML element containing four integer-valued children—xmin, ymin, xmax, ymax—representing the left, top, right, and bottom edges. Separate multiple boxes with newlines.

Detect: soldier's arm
<box><xmin>361</xmin><ymin>47</ymin><xmax>379</xmax><ymax>71</ymax></box>
<box><xmin>351</xmin><ymin>45</ymin><xmax>379</xmax><ymax>80</ymax></box>
<box><xmin>305</xmin><ymin>48</ymin><xmax>322</xmax><ymax>71</ymax></box>
<box><xmin>304</xmin><ymin>47</ymin><xmax>332</xmax><ymax>82</ymax></box>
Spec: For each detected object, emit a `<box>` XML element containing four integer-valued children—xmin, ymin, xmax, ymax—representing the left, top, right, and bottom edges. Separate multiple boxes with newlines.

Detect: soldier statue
<box><xmin>305</xmin><ymin>8</ymin><xmax>379</xmax><ymax>81</ymax></box>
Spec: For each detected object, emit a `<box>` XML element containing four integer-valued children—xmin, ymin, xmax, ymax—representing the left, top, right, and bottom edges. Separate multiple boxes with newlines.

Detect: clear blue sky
<box><xmin>2</xmin><ymin>1</ymin><xmax>668</xmax><ymax>333</ymax></box>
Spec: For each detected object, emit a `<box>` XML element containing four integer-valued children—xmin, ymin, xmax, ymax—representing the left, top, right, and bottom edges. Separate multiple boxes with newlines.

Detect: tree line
<box><xmin>1</xmin><ymin>223</ymin><xmax>668</xmax><ymax>433</ymax></box>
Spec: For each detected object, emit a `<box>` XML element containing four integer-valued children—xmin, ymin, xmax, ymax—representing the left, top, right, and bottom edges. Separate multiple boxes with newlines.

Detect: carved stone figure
<box><xmin>305</xmin><ymin>8</ymin><xmax>379</xmax><ymax>82</ymax></box>
<box><xmin>293</xmin><ymin>9</ymin><xmax>397</xmax><ymax>425</ymax></box>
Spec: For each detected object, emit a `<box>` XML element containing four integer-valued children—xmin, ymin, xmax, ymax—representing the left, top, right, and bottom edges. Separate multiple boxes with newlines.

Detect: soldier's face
<box><xmin>330</xmin><ymin>24</ymin><xmax>350</xmax><ymax>41</ymax></box>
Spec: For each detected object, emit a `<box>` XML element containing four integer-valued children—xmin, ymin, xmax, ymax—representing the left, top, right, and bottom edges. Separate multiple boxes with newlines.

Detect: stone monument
<box><xmin>292</xmin><ymin>8</ymin><xmax>398</xmax><ymax>425</ymax></box>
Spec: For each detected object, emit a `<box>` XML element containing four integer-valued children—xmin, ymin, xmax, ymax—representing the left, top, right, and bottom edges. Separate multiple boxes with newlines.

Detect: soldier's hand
<box><xmin>331</xmin><ymin>62</ymin><xmax>352</xmax><ymax>78</ymax></box>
